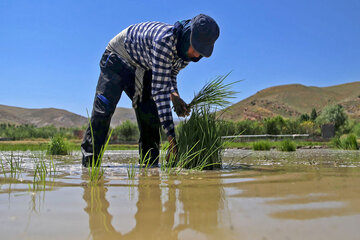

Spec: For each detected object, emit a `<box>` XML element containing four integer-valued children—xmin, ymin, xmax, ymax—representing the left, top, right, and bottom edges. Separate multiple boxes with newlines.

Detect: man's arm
<box><xmin>150</xmin><ymin>39</ymin><xmax>176</xmax><ymax>138</ymax></box>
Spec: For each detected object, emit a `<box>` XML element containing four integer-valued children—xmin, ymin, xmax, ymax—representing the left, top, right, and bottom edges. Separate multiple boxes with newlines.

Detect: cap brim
<box><xmin>190</xmin><ymin>34</ymin><xmax>214</xmax><ymax>57</ymax></box>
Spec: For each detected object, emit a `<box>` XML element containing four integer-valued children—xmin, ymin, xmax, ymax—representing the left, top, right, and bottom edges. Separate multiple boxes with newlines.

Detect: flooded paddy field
<box><xmin>1</xmin><ymin>149</ymin><xmax>360</xmax><ymax>240</ymax></box>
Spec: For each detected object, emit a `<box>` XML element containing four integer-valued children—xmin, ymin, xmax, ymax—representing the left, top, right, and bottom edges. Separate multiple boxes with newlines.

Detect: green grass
<box><xmin>223</xmin><ymin>140</ymin><xmax>330</xmax><ymax>149</ymax></box>
<box><xmin>277</xmin><ymin>140</ymin><xmax>297</xmax><ymax>152</ymax></box>
<box><xmin>331</xmin><ymin>134</ymin><xmax>359</xmax><ymax>150</ymax></box>
<box><xmin>252</xmin><ymin>141</ymin><xmax>271</xmax><ymax>151</ymax></box>
<box><xmin>0</xmin><ymin>142</ymin><xmax>137</xmax><ymax>152</ymax></box>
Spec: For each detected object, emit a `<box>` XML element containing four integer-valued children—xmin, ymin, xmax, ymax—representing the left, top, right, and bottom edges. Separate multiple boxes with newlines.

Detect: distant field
<box><xmin>0</xmin><ymin>139</ymin><xmax>334</xmax><ymax>152</ymax></box>
<box><xmin>0</xmin><ymin>140</ymin><xmax>138</xmax><ymax>151</ymax></box>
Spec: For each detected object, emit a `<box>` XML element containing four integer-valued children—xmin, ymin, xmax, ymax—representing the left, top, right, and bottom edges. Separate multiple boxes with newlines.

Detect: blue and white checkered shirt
<box><xmin>123</xmin><ymin>21</ymin><xmax>190</xmax><ymax>137</ymax></box>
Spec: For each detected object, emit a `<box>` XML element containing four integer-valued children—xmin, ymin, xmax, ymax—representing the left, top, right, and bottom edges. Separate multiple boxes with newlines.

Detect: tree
<box><xmin>310</xmin><ymin>108</ymin><xmax>317</xmax><ymax>121</ymax></box>
<box><xmin>316</xmin><ymin>104</ymin><xmax>348</xmax><ymax>131</ymax></box>
<box><xmin>299</xmin><ymin>113</ymin><xmax>310</xmax><ymax>122</ymax></box>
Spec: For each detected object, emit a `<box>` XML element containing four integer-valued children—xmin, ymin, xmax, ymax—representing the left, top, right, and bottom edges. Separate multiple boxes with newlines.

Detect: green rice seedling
<box><xmin>0</xmin><ymin>156</ymin><xmax>6</xmax><ymax>179</ymax></box>
<box><xmin>252</xmin><ymin>141</ymin><xmax>271</xmax><ymax>151</ymax></box>
<box><xmin>188</xmin><ymin>72</ymin><xmax>240</xmax><ymax>109</ymax></box>
<box><xmin>1</xmin><ymin>151</ymin><xmax>23</xmax><ymax>179</ymax></box>
<box><xmin>177</xmin><ymin>106</ymin><xmax>223</xmax><ymax>170</ymax></box>
<box><xmin>277</xmin><ymin>140</ymin><xmax>296</xmax><ymax>152</ymax></box>
<box><xmin>47</xmin><ymin>135</ymin><xmax>70</xmax><ymax>155</ymax></box>
<box><xmin>127</xmin><ymin>159</ymin><xmax>136</xmax><ymax>179</ymax></box>
<box><xmin>29</xmin><ymin>153</ymin><xmax>57</xmax><ymax>191</ymax></box>
<box><xmin>160</xmin><ymin>140</ymin><xmax>205</xmax><ymax>174</ymax></box>
<box><xmin>87</xmin><ymin>110</ymin><xmax>113</xmax><ymax>185</ymax></box>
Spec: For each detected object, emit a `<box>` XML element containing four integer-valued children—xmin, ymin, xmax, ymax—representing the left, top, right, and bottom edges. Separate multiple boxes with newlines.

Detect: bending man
<box><xmin>81</xmin><ymin>14</ymin><xmax>220</xmax><ymax>167</ymax></box>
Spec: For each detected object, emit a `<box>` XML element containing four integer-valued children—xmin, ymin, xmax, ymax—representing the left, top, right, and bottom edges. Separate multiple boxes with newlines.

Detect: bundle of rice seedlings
<box><xmin>177</xmin><ymin>106</ymin><xmax>222</xmax><ymax>170</ymax></box>
<box><xmin>176</xmin><ymin>73</ymin><xmax>239</xmax><ymax>170</ymax></box>
<box><xmin>187</xmin><ymin>72</ymin><xmax>240</xmax><ymax>109</ymax></box>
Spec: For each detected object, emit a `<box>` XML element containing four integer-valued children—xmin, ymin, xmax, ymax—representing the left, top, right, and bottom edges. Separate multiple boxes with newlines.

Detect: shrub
<box><xmin>331</xmin><ymin>134</ymin><xmax>358</xmax><ymax>150</ymax></box>
<box><xmin>263</xmin><ymin>116</ymin><xmax>286</xmax><ymax>135</ymax></box>
<box><xmin>113</xmin><ymin>120</ymin><xmax>139</xmax><ymax>142</ymax></box>
<box><xmin>252</xmin><ymin>141</ymin><xmax>271</xmax><ymax>151</ymax></box>
<box><xmin>236</xmin><ymin>120</ymin><xmax>264</xmax><ymax>135</ymax></box>
<box><xmin>47</xmin><ymin>135</ymin><xmax>70</xmax><ymax>155</ymax></box>
<box><xmin>277</xmin><ymin>139</ymin><xmax>296</xmax><ymax>152</ymax></box>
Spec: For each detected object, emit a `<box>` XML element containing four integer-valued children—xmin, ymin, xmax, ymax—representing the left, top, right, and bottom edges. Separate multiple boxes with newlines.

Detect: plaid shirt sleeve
<box><xmin>170</xmin><ymin>71</ymin><xmax>179</xmax><ymax>94</ymax></box>
<box><xmin>151</xmin><ymin>39</ymin><xmax>176</xmax><ymax>137</ymax></box>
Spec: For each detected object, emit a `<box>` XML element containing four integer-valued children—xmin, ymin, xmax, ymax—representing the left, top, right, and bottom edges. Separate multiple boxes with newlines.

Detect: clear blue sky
<box><xmin>1</xmin><ymin>0</ymin><xmax>359</xmax><ymax>116</ymax></box>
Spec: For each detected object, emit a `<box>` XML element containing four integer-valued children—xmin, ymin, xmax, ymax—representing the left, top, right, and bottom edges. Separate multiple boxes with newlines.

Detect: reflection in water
<box><xmin>82</xmin><ymin>172</ymin><xmax>233</xmax><ymax>240</ymax></box>
<box><xmin>226</xmin><ymin>167</ymin><xmax>360</xmax><ymax>220</ymax></box>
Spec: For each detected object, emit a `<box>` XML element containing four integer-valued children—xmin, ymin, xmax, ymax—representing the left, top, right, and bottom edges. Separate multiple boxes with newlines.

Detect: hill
<box><xmin>0</xmin><ymin>105</ymin><xmax>136</xmax><ymax>128</ymax></box>
<box><xmin>110</xmin><ymin>107</ymin><xmax>136</xmax><ymax>127</ymax></box>
<box><xmin>0</xmin><ymin>104</ymin><xmax>88</xmax><ymax>128</ymax></box>
<box><xmin>221</xmin><ymin>82</ymin><xmax>360</xmax><ymax>121</ymax></box>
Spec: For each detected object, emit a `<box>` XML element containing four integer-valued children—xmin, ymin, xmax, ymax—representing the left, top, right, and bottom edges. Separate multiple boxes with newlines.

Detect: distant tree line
<box><xmin>1</xmin><ymin>104</ymin><xmax>358</xmax><ymax>141</ymax></box>
<box><xmin>0</xmin><ymin>123</ymin><xmax>83</xmax><ymax>140</ymax></box>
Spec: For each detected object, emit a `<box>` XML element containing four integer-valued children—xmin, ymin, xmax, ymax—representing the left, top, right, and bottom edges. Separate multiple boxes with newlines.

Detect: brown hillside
<box><xmin>110</xmin><ymin>107</ymin><xmax>136</xmax><ymax>127</ymax></box>
<box><xmin>0</xmin><ymin>104</ymin><xmax>137</xmax><ymax>128</ymax></box>
<box><xmin>221</xmin><ymin>82</ymin><xmax>360</xmax><ymax>121</ymax></box>
<box><xmin>0</xmin><ymin>105</ymin><xmax>87</xmax><ymax>128</ymax></box>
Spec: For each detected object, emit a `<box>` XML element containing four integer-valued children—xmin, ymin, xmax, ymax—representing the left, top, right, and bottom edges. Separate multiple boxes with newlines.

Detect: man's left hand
<box><xmin>170</xmin><ymin>92</ymin><xmax>191</xmax><ymax>117</ymax></box>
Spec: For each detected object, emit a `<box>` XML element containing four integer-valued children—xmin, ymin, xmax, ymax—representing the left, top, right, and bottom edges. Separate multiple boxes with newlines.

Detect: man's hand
<box><xmin>170</xmin><ymin>92</ymin><xmax>191</xmax><ymax>117</ymax></box>
<box><xmin>166</xmin><ymin>135</ymin><xmax>177</xmax><ymax>163</ymax></box>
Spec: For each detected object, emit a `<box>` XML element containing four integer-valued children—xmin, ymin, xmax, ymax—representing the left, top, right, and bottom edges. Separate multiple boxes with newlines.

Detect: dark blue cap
<box><xmin>190</xmin><ymin>14</ymin><xmax>220</xmax><ymax>57</ymax></box>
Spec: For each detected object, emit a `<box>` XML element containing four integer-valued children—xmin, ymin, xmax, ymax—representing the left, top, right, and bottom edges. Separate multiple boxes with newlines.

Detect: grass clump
<box><xmin>47</xmin><ymin>135</ymin><xmax>70</xmax><ymax>155</ymax></box>
<box><xmin>331</xmin><ymin>134</ymin><xmax>358</xmax><ymax>150</ymax></box>
<box><xmin>252</xmin><ymin>141</ymin><xmax>271</xmax><ymax>151</ymax></box>
<box><xmin>176</xmin><ymin>106</ymin><xmax>222</xmax><ymax>170</ymax></box>
<box><xmin>277</xmin><ymin>140</ymin><xmax>296</xmax><ymax>152</ymax></box>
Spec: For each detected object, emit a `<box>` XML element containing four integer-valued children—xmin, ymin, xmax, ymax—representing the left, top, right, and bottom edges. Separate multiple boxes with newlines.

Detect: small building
<box><xmin>321</xmin><ymin>123</ymin><xmax>335</xmax><ymax>139</ymax></box>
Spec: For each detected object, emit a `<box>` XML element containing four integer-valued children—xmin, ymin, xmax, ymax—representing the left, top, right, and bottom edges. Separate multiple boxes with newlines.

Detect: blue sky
<box><xmin>1</xmin><ymin>0</ymin><xmax>359</xmax><ymax>116</ymax></box>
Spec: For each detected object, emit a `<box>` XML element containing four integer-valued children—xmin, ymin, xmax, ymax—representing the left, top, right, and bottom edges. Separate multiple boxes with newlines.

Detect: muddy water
<box><xmin>1</xmin><ymin>149</ymin><xmax>360</xmax><ymax>240</ymax></box>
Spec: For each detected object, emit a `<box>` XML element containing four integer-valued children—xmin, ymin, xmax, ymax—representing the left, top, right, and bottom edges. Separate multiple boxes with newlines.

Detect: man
<box><xmin>81</xmin><ymin>14</ymin><xmax>220</xmax><ymax>167</ymax></box>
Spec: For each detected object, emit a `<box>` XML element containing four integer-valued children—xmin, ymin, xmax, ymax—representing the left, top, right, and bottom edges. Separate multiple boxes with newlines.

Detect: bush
<box><xmin>236</xmin><ymin>120</ymin><xmax>264</xmax><ymax>135</ymax></box>
<box><xmin>331</xmin><ymin>134</ymin><xmax>358</xmax><ymax>150</ymax></box>
<box><xmin>252</xmin><ymin>141</ymin><xmax>271</xmax><ymax>151</ymax></box>
<box><xmin>112</xmin><ymin>120</ymin><xmax>139</xmax><ymax>142</ymax></box>
<box><xmin>47</xmin><ymin>135</ymin><xmax>70</xmax><ymax>155</ymax></box>
<box><xmin>217</xmin><ymin>120</ymin><xmax>237</xmax><ymax>136</ymax></box>
<box><xmin>277</xmin><ymin>140</ymin><xmax>296</xmax><ymax>152</ymax></box>
<box><xmin>263</xmin><ymin>116</ymin><xmax>286</xmax><ymax>135</ymax></box>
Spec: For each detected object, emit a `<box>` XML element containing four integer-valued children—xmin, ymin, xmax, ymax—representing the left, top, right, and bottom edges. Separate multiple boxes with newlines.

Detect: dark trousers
<box><xmin>81</xmin><ymin>49</ymin><xmax>160</xmax><ymax>167</ymax></box>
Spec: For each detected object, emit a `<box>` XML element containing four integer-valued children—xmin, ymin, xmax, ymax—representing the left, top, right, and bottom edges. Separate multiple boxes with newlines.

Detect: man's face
<box><xmin>187</xmin><ymin>45</ymin><xmax>201</xmax><ymax>58</ymax></box>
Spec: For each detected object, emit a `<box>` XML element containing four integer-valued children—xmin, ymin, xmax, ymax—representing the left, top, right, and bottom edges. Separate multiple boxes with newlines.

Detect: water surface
<box><xmin>1</xmin><ymin>149</ymin><xmax>360</xmax><ymax>240</ymax></box>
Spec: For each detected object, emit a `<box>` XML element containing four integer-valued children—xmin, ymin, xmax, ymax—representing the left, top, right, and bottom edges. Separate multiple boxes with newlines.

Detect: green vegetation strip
<box><xmin>0</xmin><ymin>142</ymin><xmax>138</xmax><ymax>151</ymax></box>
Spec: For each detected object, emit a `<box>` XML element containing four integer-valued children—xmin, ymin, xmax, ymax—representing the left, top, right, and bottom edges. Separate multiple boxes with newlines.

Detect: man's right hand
<box><xmin>171</xmin><ymin>92</ymin><xmax>191</xmax><ymax>117</ymax></box>
<box><xmin>166</xmin><ymin>136</ymin><xmax>177</xmax><ymax>163</ymax></box>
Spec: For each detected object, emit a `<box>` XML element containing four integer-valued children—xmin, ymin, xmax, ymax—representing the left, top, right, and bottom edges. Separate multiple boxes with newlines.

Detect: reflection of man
<box><xmin>82</xmin><ymin>175</ymin><xmax>178</xmax><ymax>239</ymax></box>
<box><xmin>81</xmin><ymin>14</ymin><xmax>220</xmax><ymax>167</ymax></box>
<box><xmin>82</xmin><ymin>173</ymin><xmax>231</xmax><ymax>239</ymax></box>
